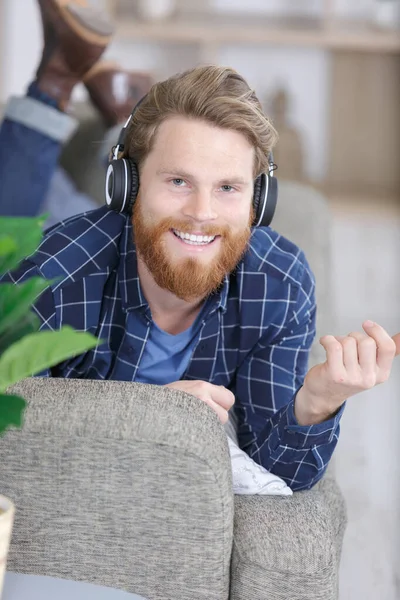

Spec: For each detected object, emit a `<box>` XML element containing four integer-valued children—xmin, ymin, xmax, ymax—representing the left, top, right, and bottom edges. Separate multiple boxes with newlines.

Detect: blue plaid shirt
<box><xmin>2</xmin><ymin>207</ymin><xmax>343</xmax><ymax>490</ymax></box>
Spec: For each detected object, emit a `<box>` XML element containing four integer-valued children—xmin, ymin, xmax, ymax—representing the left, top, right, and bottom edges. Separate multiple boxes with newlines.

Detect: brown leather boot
<box><xmin>35</xmin><ymin>0</ymin><xmax>114</xmax><ymax>111</ymax></box>
<box><xmin>84</xmin><ymin>62</ymin><xmax>154</xmax><ymax>127</ymax></box>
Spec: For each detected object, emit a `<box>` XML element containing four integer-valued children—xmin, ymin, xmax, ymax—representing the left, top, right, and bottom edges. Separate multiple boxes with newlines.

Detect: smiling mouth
<box><xmin>171</xmin><ymin>228</ymin><xmax>219</xmax><ymax>246</ymax></box>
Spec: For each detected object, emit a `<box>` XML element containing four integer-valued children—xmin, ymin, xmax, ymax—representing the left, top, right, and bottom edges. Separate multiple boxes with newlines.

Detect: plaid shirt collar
<box><xmin>118</xmin><ymin>218</ymin><xmax>230</xmax><ymax>315</ymax></box>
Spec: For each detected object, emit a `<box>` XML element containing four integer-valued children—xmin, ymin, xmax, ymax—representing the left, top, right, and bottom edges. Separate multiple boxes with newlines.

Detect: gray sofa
<box><xmin>3</xmin><ymin>377</ymin><xmax>346</xmax><ymax>600</ymax></box>
<box><xmin>0</xmin><ymin>107</ymin><xmax>347</xmax><ymax>599</ymax></box>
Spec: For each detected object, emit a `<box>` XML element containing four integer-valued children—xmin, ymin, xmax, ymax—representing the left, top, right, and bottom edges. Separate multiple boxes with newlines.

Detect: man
<box><xmin>1</xmin><ymin>1</ymin><xmax>399</xmax><ymax>492</ymax></box>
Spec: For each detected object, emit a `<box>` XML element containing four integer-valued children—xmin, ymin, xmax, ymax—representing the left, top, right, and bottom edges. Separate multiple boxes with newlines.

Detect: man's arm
<box><xmin>233</xmin><ymin>259</ymin><xmax>342</xmax><ymax>492</ymax></box>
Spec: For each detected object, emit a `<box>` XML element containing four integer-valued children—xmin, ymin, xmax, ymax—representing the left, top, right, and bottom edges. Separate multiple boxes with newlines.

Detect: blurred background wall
<box><xmin>1</xmin><ymin>0</ymin><xmax>399</xmax><ymax>198</ymax></box>
<box><xmin>0</xmin><ymin>1</ymin><xmax>399</xmax><ymax>598</ymax></box>
<box><xmin>0</xmin><ymin>0</ymin><xmax>330</xmax><ymax>183</ymax></box>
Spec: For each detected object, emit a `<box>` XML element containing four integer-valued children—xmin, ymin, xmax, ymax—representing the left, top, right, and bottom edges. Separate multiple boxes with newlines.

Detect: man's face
<box><xmin>132</xmin><ymin>116</ymin><xmax>255</xmax><ymax>302</ymax></box>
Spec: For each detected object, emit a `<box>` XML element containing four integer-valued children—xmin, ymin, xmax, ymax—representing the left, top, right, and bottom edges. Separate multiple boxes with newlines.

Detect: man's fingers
<box><xmin>347</xmin><ymin>331</ymin><xmax>376</xmax><ymax>372</ymax></box>
<box><xmin>165</xmin><ymin>381</ymin><xmax>233</xmax><ymax>424</ymax></box>
<box><xmin>362</xmin><ymin>321</ymin><xmax>397</xmax><ymax>371</ymax></box>
<box><xmin>335</xmin><ymin>335</ymin><xmax>358</xmax><ymax>371</ymax></box>
<box><xmin>201</xmin><ymin>396</ymin><xmax>229</xmax><ymax>424</ymax></box>
<box><xmin>209</xmin><ymin>384</ymin><xmax>235</xmax><ymax>410</ymax></box>
<box><xmin>319</xmin><ymin>335</ymin><xmax>345</xmax><ymax>376</ymax></box>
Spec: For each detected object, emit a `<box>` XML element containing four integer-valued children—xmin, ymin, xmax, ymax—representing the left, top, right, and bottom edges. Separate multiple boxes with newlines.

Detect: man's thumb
<box><xmin>393</xmin><ymin>332</ymin><xmax>400</xmax><ymax>357</ymax></box>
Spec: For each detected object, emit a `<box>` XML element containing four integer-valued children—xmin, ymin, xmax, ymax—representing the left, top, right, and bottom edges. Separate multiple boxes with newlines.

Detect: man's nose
<box><xmin>182</xmin><ymin>190</ymin><xmax>218</xmax><ymax>222</ymax></box>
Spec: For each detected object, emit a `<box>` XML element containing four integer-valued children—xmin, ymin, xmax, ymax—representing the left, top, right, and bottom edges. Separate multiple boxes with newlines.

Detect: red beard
<box><xmin>132</xmin><ymin>199</ymin><xmax>252</xmax><ymax>302</ymax></box>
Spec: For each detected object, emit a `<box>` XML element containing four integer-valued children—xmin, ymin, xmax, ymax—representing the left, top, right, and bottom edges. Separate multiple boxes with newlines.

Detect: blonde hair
<box><xmin>123</xmin><ymin>65</ymin><xmax>278</xmax><ymax>178</ymax></box>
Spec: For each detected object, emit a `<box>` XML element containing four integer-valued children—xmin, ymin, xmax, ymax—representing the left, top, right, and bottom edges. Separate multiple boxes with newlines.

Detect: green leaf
<box><xmin>0</xmin><ymin>393</ymin><xmax>26</xmax><ymax>436</ymax></box>
<box><xmin>0</xmin><ymin>327</ymin><xmax>99</xmax><ymax>392</ymax></box>
<box><xmin>0</xmin><ymin>214</ymin><xmax>48</xmax><ymax>236</ymax></box>
<box><xmin>0</xmin><ymin>278</ymin><xmax>51</xmax><ymax>336</ymax></box>
<box><xmin>0</xmin><ymin>214</ymin><xmax>47</xmax><ymax>275</ymax></box>
<box><xmin>0</xmin><ymin>236</ymin><xmax>18</xmax><ymax>256</ymax></box>
<box><xmin>0</xmin><ymin>311</ymin><xmax>40</xmax><ymax>355</ymax></box>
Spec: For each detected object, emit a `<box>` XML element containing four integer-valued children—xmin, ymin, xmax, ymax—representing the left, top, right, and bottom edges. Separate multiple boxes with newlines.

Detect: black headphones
<box><xmin>105</xmin><ymin>98</ymin><xmax>278</xmax><ymax>227</ymax></box>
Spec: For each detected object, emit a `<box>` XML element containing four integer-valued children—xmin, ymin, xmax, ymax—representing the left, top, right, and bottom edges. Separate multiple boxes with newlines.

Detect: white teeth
<box><xmin>172</xmin><ymin>229</ymin><xmax>216</xmax><ymax>245</ymax></box>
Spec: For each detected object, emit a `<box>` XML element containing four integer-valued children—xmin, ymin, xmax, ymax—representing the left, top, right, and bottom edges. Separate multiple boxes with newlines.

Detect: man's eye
<box><xmin>172</xmin><ymin>178</ymin><xmax>185</xmax><ymax>186</ymax></box>
<box><xmin>221</xmin><ymin>185</ymin><xmax>234</xmax><ymax>192</ymax></box>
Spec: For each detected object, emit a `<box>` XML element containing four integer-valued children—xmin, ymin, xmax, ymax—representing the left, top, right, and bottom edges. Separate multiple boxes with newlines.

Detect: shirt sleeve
<box><xmin>0</xmin><ymin>259</ymin><xmax>57</xmax><ymax>377</ymax></box>
<box><xmin>234</xmin><ymin>256</ymin><xmax>344</xmax><ymax>491</ymax></box>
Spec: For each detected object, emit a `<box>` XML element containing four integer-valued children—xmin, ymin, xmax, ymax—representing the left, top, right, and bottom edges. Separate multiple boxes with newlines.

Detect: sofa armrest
<box><xmin>4</xmin><ymin>377</ymin><xmax>234</xmax><ymax>600</ymax></box>
<box><xmin>230</xmin><ymin>468</ymin><xmax>347</xmax><ymax>600</ymax></box>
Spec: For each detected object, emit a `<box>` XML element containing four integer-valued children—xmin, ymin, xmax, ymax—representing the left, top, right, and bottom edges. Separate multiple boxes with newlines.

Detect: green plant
<box><xmin>0</xmin><ymin>215</ymin><xmax>98</xmax><ymax>436</ymax></box>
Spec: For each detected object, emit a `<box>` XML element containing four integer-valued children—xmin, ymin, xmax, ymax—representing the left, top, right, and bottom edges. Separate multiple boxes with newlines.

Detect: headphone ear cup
<box><xmin>126</xmin><ymin>159</ymin><xmax>139</xmax><ymax>213</ymax></box>
<box><xmin>252</xmin><ymin>175</ymin><xmax>263</xmax><ymax>225</ymax></box>
<box><xmin>252</xmin><ymin>172</ymin><xmax>278</xmax><ymax>227</ymax></box>
<box><xmin>105</xmin><ymin>158</ymin><xmax>139</xmax><ymax>214</ymax></box>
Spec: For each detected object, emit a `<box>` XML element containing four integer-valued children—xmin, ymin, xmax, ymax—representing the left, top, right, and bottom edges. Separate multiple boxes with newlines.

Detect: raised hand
<box><xmin>295</xmin><ymin>321</ymin><xmax>400</xmax><ymax>425</ymax></box>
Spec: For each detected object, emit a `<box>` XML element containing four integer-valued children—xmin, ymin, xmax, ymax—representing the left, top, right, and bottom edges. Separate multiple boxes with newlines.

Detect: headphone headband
<box><xmin>112</xmin><ymin>95</ymin><xmax>147</xmax><ymax>161</ymax></box>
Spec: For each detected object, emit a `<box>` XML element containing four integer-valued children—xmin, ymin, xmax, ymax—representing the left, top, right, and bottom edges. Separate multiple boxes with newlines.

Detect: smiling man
<box><xmin>2</xmin><ymin>63</ymin><xmax>399</xmax><ymax>492</ymax></box>
<box><xmin>132</xmin><ymin>116</ymin><xmax>254</xmax><ymax>318</ymax></box>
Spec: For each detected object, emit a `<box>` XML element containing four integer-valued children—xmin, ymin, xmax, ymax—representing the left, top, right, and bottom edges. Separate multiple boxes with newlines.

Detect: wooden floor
<box><xmin>330</xmin><ymin>201</ymin><xmax>400</xmax><ymax>599</ymax></box>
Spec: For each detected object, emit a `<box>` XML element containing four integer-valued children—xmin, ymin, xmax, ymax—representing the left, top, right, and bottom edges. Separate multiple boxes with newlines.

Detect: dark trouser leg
<box><xmin>0</xmin><ymin>83</ymin><xmax>77</xmax><ymax>217</ymax></box>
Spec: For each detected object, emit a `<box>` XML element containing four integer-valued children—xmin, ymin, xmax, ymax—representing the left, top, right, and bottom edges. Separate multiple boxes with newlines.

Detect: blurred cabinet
<box><xmin>328</xmin><ymin>52</ymin><xmax>400</xmax><ymax>202</ymax></box>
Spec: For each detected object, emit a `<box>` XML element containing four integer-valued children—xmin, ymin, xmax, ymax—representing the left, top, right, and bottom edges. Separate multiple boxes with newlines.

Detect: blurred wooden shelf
<box><xmin>114</xmin><ymin>15</ymin><xmax>400</xmax><ymax>53</ymax></box>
